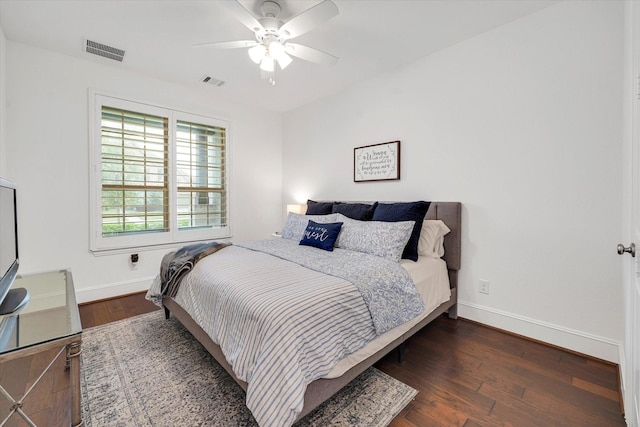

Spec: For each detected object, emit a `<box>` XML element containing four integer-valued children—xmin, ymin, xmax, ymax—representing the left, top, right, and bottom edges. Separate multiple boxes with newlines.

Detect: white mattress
<box><xmin>325</xmin><ymin>256</ymin><xmax>451</xmax><ymax>378</ymax></box>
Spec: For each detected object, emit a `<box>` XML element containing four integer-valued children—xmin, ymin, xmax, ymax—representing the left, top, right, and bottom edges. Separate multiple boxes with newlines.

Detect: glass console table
<box><xmin>0</xmin><ymin>270</ymin><xmax>82</xmax><ymax>426</ymax></box>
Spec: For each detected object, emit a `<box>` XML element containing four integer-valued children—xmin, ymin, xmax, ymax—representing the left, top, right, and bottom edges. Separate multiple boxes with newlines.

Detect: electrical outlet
<box><xmin>479</xmin><ymin>279</ymin><xmax>490</xmax><ymax>295</ymax></box>
<box><xmin>129</xmin><ymin>253</ymin><xmax>139</xmax><ymax>270</ymax></box>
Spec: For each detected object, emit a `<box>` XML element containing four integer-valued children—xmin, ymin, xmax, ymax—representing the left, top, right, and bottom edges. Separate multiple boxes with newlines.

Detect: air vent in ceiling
<box><xmin>201</xmin><ymin>76</ymin><xmax>225</xmax><ymax>87</ymax></box>
<box><xmin>84</xmin><ymin>39</ymin><xmax>125</xmax><ymax>62</ymax></box>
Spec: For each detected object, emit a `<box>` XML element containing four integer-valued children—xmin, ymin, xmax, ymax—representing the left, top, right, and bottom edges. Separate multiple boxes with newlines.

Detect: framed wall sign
<box><xmin>354</xmin><ymin>141</ymin><xmax>401</xmax><ymax>182</ymax></box>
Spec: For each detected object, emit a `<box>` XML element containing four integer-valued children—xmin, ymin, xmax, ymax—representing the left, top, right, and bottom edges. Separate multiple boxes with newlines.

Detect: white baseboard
<box><xmin>458</xmin><ymin>300</ymin><xmax>621</xmax><ymax>364</ymax></box>
<box><xmin>75</xmin><ymin>277</ymin><xmax>155</xmax><ymax>304</ymax></box>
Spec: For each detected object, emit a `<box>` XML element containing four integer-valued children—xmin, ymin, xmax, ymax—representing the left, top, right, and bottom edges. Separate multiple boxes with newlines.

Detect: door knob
<box><xmin>617</xmin><ymin>243</ymin><xmax>636</xmax><ymax>257</ymax></box>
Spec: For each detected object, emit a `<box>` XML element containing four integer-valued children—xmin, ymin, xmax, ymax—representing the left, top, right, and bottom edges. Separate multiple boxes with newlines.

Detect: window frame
<box><xmin>89</xmin><ymin>92</ymin><xmax>231</xmax><ymax>253</ymax></box>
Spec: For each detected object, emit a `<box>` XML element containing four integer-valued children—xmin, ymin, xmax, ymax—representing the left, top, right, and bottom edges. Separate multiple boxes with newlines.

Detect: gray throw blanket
<box><xmin>160</xmin><ymin>241</ymin><xmax>231</xmax><ymax>298</ymax></box>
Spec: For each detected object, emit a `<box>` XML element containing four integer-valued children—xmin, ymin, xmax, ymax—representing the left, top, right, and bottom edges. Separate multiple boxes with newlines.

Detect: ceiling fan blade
<box><xmin>285</xmin><ymin>43</ymin><xmax>338</xmax><ymax>66</ymax></box>
<box><xmin>219</xmin><ymin>1</ymin><xmax>265</xmax><ymax>33</ymax></box>
<box><xmin>279</xmin><ymin>0</ymin><xmax>339</xmax><ymax>39</ymax></box>
<box><xmin>193</xmin><ymin>40</ymin><xmax>258</xmax><ymax>49</ymax></box>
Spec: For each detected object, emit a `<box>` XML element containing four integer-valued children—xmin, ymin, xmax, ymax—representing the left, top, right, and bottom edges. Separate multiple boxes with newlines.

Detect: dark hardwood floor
<box><xmin>3</xmin><ymin>292</ymin><xmax>626</xmax><ymax>426</ymax></box>
<box><xmin>379</xmin><ymin>317</ymin><xmax>626</xmax><ymax>427</ymax></box>
<box><xmin>77</xmin><ymin>291</ymin><xmax>159</xmax><ymax>329</ymax></box>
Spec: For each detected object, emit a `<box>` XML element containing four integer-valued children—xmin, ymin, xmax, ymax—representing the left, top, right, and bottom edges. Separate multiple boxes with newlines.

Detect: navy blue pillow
<box><xmin>299</xmin><ymin>220</ymin><xmax>343</xmax><ymax>251</ymax></box>
<box><xmin>372</xmin><ymin>201</ymin><xmax>431</xmax><ymax>261</ymax></box>
<box><xmin>306</xmin><ymin>200</ymin><xmax>333</xmax><ymax>215</ymax></box>
<box><xmin>332</xmin><ymin>202</ymin><xmax>378</xmax><ymax>221</ymax></box>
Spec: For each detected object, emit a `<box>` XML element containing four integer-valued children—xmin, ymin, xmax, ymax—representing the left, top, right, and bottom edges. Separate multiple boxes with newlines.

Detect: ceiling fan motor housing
<box><xmin>256</xmin><ymin>0</ymin><xmax>287</xmax><ymax>43</ymax></box>
<box><xmin>260</xmin><ymin>1</ymin><xmax>281</xmax><ymax>18</ymax></box>
<box><xmin>257</xmin><ymin>17</ymin><xmax>283</xmax><ymax>41</ymax></box>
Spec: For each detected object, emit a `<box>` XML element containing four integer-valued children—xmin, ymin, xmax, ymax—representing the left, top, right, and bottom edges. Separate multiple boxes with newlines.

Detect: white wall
<box><xmin>5</xmin><ymin>41</ymin><xmax>283</xmax><ymax>303</ymax></box>
<box><xmin>0</xmin><ymin>24</ymin><xmax>6</xmax><ymax>176</ymax></box>
<box><xmin>283</xmin><ymin>1</ymin><xmax>624</xmax><ymax>362</ymax></box>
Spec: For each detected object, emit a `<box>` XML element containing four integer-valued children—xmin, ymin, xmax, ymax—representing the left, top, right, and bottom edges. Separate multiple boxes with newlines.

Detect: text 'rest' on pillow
<box><xmin>299</xmin><ymin>220</ymin><xmax>343</xmax><ymax>251</ymax></box>
<box><xmin>281</xmin><ymin>212</ymin><xmax>338</xmax><ymax>241</ymax></box>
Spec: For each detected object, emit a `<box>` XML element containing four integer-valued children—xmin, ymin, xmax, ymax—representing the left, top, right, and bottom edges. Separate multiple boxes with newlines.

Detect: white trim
<box><xmin>619</xmin><ymin>344</ymin><xmax>627</xmax><ymax>393</ymax></box>
<box><xmin>75</xmin><ymin>276</ymin><xmax>155</xmax><ymax>304</ymax></box>
<box><xmin>458</xmin><ymin>300</ymin><xmax>621</xmax><ymax>363</ymax></box>
<box><xmin>623</xmin><ymin>1</ymin><xmax>640</xmax><ymax>424</ymax></box>
<box><xmin>89</xmin><ymin>239</ymin><xmax>232</xmax><ymax>257</ymax></box>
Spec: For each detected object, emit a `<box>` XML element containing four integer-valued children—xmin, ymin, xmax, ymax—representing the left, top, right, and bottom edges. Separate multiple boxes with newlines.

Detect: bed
<box><xmin>147</xmin><ymin>201</ymin><xmax>461</xmax><ymax>427</ymax></box>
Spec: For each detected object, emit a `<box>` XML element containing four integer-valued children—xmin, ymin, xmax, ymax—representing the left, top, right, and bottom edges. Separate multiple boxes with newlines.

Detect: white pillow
<box><xmin>281</xmin><ymin>213</ymin><xmax>338</xmax><ymax>241</ymax></box>
<box><xmin>418</xmin><ymin>220</ymin><xmax>451</xmax><ymax>258</ymax></box>
<box><xmin>334</xmin><ymin>213</ymin><xmax>414</xmax><ymax>262</ymax></box>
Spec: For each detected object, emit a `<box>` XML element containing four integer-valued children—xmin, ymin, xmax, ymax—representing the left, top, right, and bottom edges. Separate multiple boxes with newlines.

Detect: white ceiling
<box><xmin>0</xmin><ymin>0</ymin><xmax>558</xmax><ymax>113</ymax></box>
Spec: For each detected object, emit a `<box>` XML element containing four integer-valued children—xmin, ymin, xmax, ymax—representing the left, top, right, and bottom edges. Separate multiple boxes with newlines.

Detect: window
<box><xmin>90</xmin><ymin>94</ymin><xmax>230</xmax><ymax>252</ymax></box>
<box><xmin>100</xmin><ymin>107</ymin><xmax>169</xmax><ymax>237</ymax></box>
<box><xmin>175</xmin><ymin>120</ymin><xmax>227</xmax><ymax>231</ymax></box>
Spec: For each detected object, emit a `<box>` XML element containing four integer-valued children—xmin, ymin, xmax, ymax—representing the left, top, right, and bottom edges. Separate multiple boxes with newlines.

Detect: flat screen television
<box><xmin>0</xmin><ymin>177</ymin><xmax>18</xmax><ymax>306</ymax></box>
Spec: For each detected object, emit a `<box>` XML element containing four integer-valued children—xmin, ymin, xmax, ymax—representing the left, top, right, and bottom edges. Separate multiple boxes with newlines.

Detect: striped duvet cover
<box><xmin>148</xmin><ymin>239</ymin><xmax>424</xmax><ymax>427</ymax></box>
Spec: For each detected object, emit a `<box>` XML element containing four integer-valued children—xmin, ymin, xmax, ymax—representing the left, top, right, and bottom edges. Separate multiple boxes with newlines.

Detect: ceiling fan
<box><xmin>196</xmin><ymin>0</ymin><xmax>339</xmax><ymax>85</ymax></box>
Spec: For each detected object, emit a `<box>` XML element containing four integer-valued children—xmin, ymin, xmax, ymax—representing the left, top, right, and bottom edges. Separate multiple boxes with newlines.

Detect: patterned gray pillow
<box><xmin>334</xmin><ymin>213</ymin><xmax>415</xmax><ymax>262</ymax></box>
<box><xmin>281</xmin><ymin>213</ymin><xmax>338</xmax><ymax>241</ymax></box>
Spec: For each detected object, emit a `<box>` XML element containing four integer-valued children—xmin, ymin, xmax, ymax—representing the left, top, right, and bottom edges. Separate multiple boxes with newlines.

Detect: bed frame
<box><xmin>162</xmin><ymin>201</ymin><xmax>461</xmax><ymax>421</ymax></box>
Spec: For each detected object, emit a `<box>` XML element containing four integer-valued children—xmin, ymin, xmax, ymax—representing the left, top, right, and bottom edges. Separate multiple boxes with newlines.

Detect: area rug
<box><xmin>80</xmin><ymin>310</ymin><xmax>417</xmax><ymax>426</ymax></box>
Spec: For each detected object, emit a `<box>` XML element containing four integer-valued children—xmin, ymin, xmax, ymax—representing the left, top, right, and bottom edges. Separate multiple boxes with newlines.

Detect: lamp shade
<box><xmin>286</xmin><ymin>204</ymin><xmax>306</xmax><ymax>215</ymax></box>
<box><xmin>260</xmin><ymin>56</ymin><xmax>275</xmax><ymax>72</ymax></box>
<box><xmin>269</xmin><ymin>42</ymin><xmax>292</xmax><ymax>70</ymax></box>
<box><xmin>275</xmin><ymin>52</ymin><xmax>292</xmax><ymax>70</ymax></box>
<box><xmin>248</xmin><ymin>45</ymin><xmax>266</xmax><ymax>64</ymax></box>
<box><xmin>269</xmin><ymin>42</ymin><xmax>285</xmax><ymax>57</ymax></box>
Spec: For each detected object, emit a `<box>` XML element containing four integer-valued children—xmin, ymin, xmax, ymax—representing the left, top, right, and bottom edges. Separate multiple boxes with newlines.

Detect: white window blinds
<box><xmin>176</xmin><ymin>120</ymin><xmax>227</xmax><ymax>231</ymax></box>
<box><xmin>101</xmin><ymin>107</ymin><xmax>169</xmax><ymax>236</ymax></box>
<box><xmin>91</xmin><ymin>94</ymin><xmax>230</xmax><ymax>252</ymax></box>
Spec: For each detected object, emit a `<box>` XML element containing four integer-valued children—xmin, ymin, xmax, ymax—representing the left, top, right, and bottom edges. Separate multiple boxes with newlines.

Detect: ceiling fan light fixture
<box><xmin>276</xmin><ymin>52</ymin><xmax>292</xmax><ymax>70</ymax></box>
<box><xmin>268</xmin><ymin>42</ymin><xmax>291</xmax><ymax>69</ymax></box>
<box><xmin>268</xmin><ymin>41</ymin><xmax>285</xmax><ymax>57</ymax></box>
<box><xmin>201</xmin><ymin>0</ymin><xmax>340</xmax><ymax>84</ymax></box>
<box><xmin>248</xmin><ymin>44</ymin><xmax>266</xmax><ymax>64</ymax></box>
<box><xmin>260</xmin><ymin>56</ymin><xmax>275</xmax><ymax>72</ymax></box>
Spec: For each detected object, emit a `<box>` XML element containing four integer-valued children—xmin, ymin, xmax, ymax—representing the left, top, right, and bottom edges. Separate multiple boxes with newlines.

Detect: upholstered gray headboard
<box><xmin>308</xmin><ymin>200</ymin><xmax>461</xmax><ymax>289</ymax></box>
<box><xmin>425</xmin><ymin>202</ymin><xmax>461</xmax><ymax>289</ymax></box>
